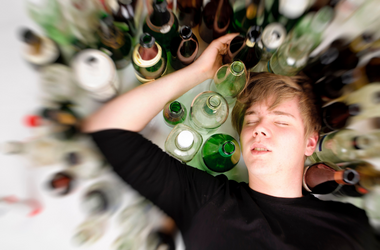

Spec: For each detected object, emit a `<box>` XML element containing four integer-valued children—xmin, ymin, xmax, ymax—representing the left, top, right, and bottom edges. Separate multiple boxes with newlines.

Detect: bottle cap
<box><xmin>176</xmin><ymin>131</ymin><xmax>194</xmax><ymax>149</ymax></box>
<box><xmin>24</xmin><ymin>115</ymin><xmax>42</xmax><ymax>127</ymax></box>
<box><xmin>246</xmin><ymin>26</ymin><xmax>263</xmax><ymax>45</ymax></box>
<box><xmin>180</xmin><ymin>26</ymin><xmax>192</xmax><ymax>40</ymax></box>
<box><xmin>140</xmin><ymin>33</ymin><xmax>156</xmax><ymax>48</ymax></box>
<box><xmin>153</xmin><ymin>0</ymin><xmax>168</xmax><ymax>13</ymax></box>
<box><xmin>262</xmin><ymin>23</ymin><xmax>286</xmax><ymax>51</ymax></box>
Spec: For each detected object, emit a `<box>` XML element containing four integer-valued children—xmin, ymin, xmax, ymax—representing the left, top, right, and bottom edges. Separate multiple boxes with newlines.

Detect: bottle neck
<box><xmin>151</xmin><ymin>2</ymin><xmax>171</xmax><ymax>26</ymax></box>
<box><xmin>168</xmin><ymin>101</ymin><xmax>184</xmax><ymax>119</ymax></box>
<box><xmin>203</xmin><ymin>95</ymin><xmax>222</xmax><ymax>115</ymax></box>
<box><xmin>218</xmin><ymin>141</ymin><xmax>235</xmax><ymax>157</ymax></box>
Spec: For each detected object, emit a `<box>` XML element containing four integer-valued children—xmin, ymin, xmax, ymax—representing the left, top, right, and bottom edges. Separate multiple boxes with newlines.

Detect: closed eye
<box><xmin>275</xmin><ymin>122</ymin><xmax>289</xmax><ymax>126</ymax></box>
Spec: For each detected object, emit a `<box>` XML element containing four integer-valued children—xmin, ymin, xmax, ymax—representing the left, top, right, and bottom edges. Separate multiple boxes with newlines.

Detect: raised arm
<box><xmin>81</xmin><ymin>34</ymin><xmax>237</xmax><ymax>133</ymax></box>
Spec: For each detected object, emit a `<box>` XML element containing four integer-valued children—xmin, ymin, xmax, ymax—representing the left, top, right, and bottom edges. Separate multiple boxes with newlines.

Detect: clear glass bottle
<box><xmin>72</xmin><ymin>217</ymin><xmax>107</xmax><ymax>246</ymax></box>
<box><xmin>142</xmin><ymin>0</ymin><xmax>179</xmax><ymax>51</ymax></box>
<box><xmin>268</xmin><ymin>34</ymin><xmax>314</xmax><ymax>76</ymax></box>
<box><xmin>231</xmin><ymin>0</ymin><xmax>265</xmax><ymax>35</ymax></box>
<box><xmin>199</xmin><ymin>0</ymin><xmax>233</xmax><ymax>44</ymax></box>
<box><xmin>209</xmin><ymin>61</ymin><xmax>247</xmax><ymax>105</ymax></box>
<box><xmin>223</xmin><ymin>25</ymin><xmax>263</xmax><ymax>70</ymax></box>
<box><xmin>97</xmin><ymin>13</ymin><xmax>133</xmax><ymax>70</ymax></box>
<box><xmin>162</xmin><ymin>101</ymin><xmax>187</xmax><ymax>127</ymax></box>
<box><xmin>200</xmin><ymin>133</ymin><xmax>241</xmax><ymax>174</ymax></box>
<box><xmin>309</xmin><ymin>129</ymin><xmax>380</xmax><ymax>164</ymax></box>
<box><xmin>189</xmin><ymin>91</ymin><xmax>229</xmax><ymax>134</ymax></box>
<box><xmin>170</xmin><ymin>26</ymin><xmax>199</xmax><ymax>70</ymax></box>
<box><xmin>132</xmin><ymin>33</ymin><xmax>167</xmax><ymax>83</ymax></box>
<box><xmin>164</xmin><ymin>123</ymin><xmax>203</xmax><ymax>163</ymax></box>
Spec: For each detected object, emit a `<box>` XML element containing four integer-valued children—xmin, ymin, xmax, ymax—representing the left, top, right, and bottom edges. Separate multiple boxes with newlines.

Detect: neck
<box><xmin>248</xmin><ymin>166</ymin><xmax>304</xmax><ymax>198</ymax></box>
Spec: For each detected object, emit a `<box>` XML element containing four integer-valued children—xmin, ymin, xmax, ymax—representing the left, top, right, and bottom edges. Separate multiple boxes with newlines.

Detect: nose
<box><xmin>252</xmin><ymin>120</ymin><xmax>271</xmax><ymax>138</ymax></box>
<box><xmin>254</xmin><ymin>131</ymin><xmax>267</xmax><ymax>136</ymax></box>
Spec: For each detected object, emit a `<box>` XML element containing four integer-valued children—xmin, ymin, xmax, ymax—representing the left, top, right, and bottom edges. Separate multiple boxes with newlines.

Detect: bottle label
<box><xmin>160</xmin><ymin>25</ymin><xmax>171</xmax><ymax>34</ymax></box>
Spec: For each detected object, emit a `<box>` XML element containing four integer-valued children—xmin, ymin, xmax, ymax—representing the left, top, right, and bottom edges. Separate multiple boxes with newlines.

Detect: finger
<box><xmin>212</xmin><ymin>33</ymin><xmax>240</xmax><ymax>45</ymax></box>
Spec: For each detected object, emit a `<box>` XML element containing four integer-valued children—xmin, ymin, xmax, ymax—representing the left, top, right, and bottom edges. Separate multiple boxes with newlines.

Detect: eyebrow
<box><xmin>245</xmin><ymin>110</ymin><xmax>296</xmax><ymax>119</ymax></box>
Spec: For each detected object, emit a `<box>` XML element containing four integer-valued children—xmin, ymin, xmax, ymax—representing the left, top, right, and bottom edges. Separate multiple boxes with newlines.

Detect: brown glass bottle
<box><xmin>223</xmin><ymin>26</ymin><xmax>262</xmax><ymax>70</ymax></box>
<box><xmin>170</xmin><ymin>26</ymin><xmax>199</xmax><ymax>70</ymax></box>
<box><xmin>199</xmin><ymin>0</ymin><xmax>233</xmax><ymax>44</ymax></box>
<box><xmin>112</xmin><ymin>0</ymin><xmax>137</xmax><ymax>37</ymax></box>
<box><xmin>321</xmin><ymin>101</ymin><xmax>361</xmax><ymax>134</ymax></box>
<box><xmin>365</xmin><ymin>56</ymin><xmax>380</xmax><ymax>83</ymax></box>
<box><xmin>177</xmin><ymin>0</ymin><xmax>203</xmax><ymax>28</ymax></box>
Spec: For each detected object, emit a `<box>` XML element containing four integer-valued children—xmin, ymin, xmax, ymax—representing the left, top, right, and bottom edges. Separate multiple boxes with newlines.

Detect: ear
<box><xmin>305</xmin><ymin>131</ymin><xmax>318</xmax><ymax>156</ymax></box>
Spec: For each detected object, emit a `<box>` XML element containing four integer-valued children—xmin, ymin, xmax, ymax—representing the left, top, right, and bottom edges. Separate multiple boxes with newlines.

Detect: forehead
<box><xmin>245</xmin><ymin>96</ymin><xmax>302</xmax><ymax>118</ymax></box>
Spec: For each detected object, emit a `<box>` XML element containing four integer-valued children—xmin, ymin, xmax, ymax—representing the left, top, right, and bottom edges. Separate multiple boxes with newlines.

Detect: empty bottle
<box><xmin>132</xmin><ymin>33</ymin><xmax>167</xmax><ymax>83</ymax></box>
<box><xmin>176</xmin><ymin>0</ymin><xmax>203</xmax><ymax>27</ymax></box>
<box><xmin>224</xmin><ymin>26</ymin><xmax>263</xmax><ymax>70</ymax></box>
<box><xmin>189</xmin><ymin>91</ymin><xmax>229</xmax><ymax>134</ymax></box>
<box><xmin>365</xmin><ymin>56</ymin><xmax>380</xmax><ymax>83</ymax></box>
<box><xmin>201</xmin><ymin>133</ymin><xmax>241</xmax><ymax>173</ymax></box>
<box><xmin>321</xmin><ymin>101</ymin><xmax>361</xmax><ymax>134</ymax></box>
<box><xmin>209</xmin><ymin>60</ymin><xmax>248</xmax><ymax>105</ymax></box>
<box><xmin>162</xmin><ymin>101</ymin><xmax>187</xmax><ymax>127</ymax></box>
<box><xmin>72</xmin><ymin>217</ymin><xmax>107</xmax><ymax>246</ymax></box>
<box><xmin>112</xmin><ymin>0</ymin><xmax>137</xmax><ymax>37</ymax></box>
<box><xmin>170</xmin><ymin>26</ymin><xmax>199</xmax><ymax>70</ymax></box>
<box><xmin>45</xmin><ymin>171</ymin><xmax>77</xmax><ymax>196</ymax></box>
<box><xmin>231</xmin><ymin>0</ymin><xmax>265</xmax><ymax>35</ymax></box>
<box><xmin>143</xmin><ymin>0</ymin><xmax>179</xmax><ymax>50</ymax></box>
<box><xmin>309</xmin><ymin>129</ymin><xmax>380</xmax><ymax>164</ymax></box>
<box><xmin>20</xmin><ymin>28</ymin><xmax>65</xmax><ymax>69</ymax></box>
<box><xmin>199</xmin><ymin>0</ymin><xmax>233</xmax><ymax>44</ymax></box>
<box><xmin>303</xmin><ymin>162</ymin><xmax>360</xmax><ymax>195</ymax></box>
<box><xmin>164</xmin><ymin>123</ymin><xmax>203</xmax><ymax>163</ymax></box>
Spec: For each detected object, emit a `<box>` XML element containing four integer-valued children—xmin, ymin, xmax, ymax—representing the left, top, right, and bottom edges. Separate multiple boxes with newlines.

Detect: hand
<box><xmin>194</xmin><ymin>33</ymin><xmax>239</xmax><ymax>80</ymax></box>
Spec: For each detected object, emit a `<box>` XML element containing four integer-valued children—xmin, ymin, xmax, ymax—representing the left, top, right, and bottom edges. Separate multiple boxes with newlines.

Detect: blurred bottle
<box><xmin>39</xmin><ymin>64</ymin><xmax>82</xmax><ymax>103</ymax></box>
<box><xmin>145</xmin><ymin>230</ymin><xmax>176</xmax><ymax>250</ymax></box>
<box><xmin>170</xmin><ymin>26</ymin><xmax>199</xmax><ymax>70</ymax></box>
<box><xmin>231</xmin><ymin>0</ymin><xmax>265</xmax><ymax>35</ymax></box>
<box><xmin>143</xmin><ymin>0</ymin><xmax>179</xmax><ymax>51</ymax></box>
<box><xmin>189</xmin><ymin>91</ymin><xmax>229</xmax><ymax>134</ymax></box>
<box><xmin>209</xmin><ymin>60</ymin><xmax>248</xmax><ymax>105</ymax></box>
<box><xmin>303</xmin><ymin>162</ymin><xmax>360</xmax><ymax>195</ymax></box>
<box><xmin>223</xmin><ymin>26</ymin><xmax>263</xmax><ymax>70</ymax></box>
<box><xmin>309</xmin><ymin>0</ymin><xmax>342</xmax><ymax>12</ymax></box>
<box><xmin>117</xmin><ymin>199</ymin><xmax>152</xmax><ymax>236</ymax></box>
<box><xmin>200</xmin><ymin>133</ymin><xmax>241</xmax><ymax>174</ymax></box>
<box><xmin>112</xmin><ymin>0</ymin><xmax>137</xmax><ymax>37</ymax></box>
<box><xmin>162</xmin><ymin>101</ymin><xmax>187</xmax><ymax>127</ymax></box>
<box><xmin>132</xmin><ymin>33</ymin><xmax>168</xmax><ymax>83</ymax></box>
<box><xmin>45</xmin><ymin>171</ymin><xmax>77</xmax><ymax>196</ymax></box>
<box><xmin>0</xmin><ymin>196</ymin><xmax>42</xmax><ymax>217</ymax></box>
<box><xmin>199</xmin><ymin>0</ymin><xmax>233</xmax><ymax>44</ymax></box>
<box><xmin>177</xmin><ymin>0</ymin><xmax>203</xmax><ymax>27</ymax></box>
<box><xmin>25</xmin><ymin>0</ymin><xmax>73</xmax><ymax>45</ymax></box>
<box><xmin>263</xmin><ymin>0</ymin><xmax>312</xmax><ymax>31</ymax></box>
<box><xmin>268</xmin><ymin>34</ymin><xmax>314</xmax><ymax>76</ymax></box>
<box><xmin>73</xmin><ymin>49</ymin><xmax>120</xmax><ymax>102</ymax></box>
<box><xmin>164</xmin><ymin>123</ymin><xmax>203</xmax><ymax>163</ymax></box>
<box><xmin>20</xmin><ymin>28</ymin><xmax>65</xmax><ymax>69</ymax></box>
<box><xmin>97</xmin><ymin>13</ymin><xmax>133</xmax><ymax>70</ymax></box>
<box><xmin>309</xmin><ymin>129</ymin><xmax>380</xmax><ymax>164</ymax></box>
<box><xmin>72</xmin><ymin>217</ymin><xmax>107</xmax><ymax>246</ymax></box>
<box><xmin>321</xmin><ymin>102</ymin><xmax>361</xmax><ymax>134</ymax></box>
<box><xmin>365</xmin><ymin>56</ymin><xmax>380</xmax><ymax>83</ymax></box>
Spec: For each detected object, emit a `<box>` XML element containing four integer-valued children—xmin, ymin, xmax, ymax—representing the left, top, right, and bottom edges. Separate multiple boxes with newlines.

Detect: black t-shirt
<box><xmin>89</xmin><ymin>129</ymin><xmax>380</xmax><ymax>250</ymax></box>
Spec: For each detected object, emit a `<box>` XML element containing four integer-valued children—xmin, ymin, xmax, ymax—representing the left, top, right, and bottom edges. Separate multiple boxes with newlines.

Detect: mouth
<box><xmin>250</xmin><ymin>146</ymin><xmax>271</xmax><ymax>155</ymax></box>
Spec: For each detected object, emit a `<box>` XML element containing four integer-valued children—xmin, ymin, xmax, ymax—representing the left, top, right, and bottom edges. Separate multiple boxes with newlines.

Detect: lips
<box><xmin>250</xmin><ymin>143</ymin><xmax>271</xmax><ymax>155</ymax></box>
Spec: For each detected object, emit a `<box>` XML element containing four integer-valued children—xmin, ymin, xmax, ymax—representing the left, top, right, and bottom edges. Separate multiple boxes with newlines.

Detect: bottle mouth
<box><xmin>342</xmin><ymin>169</ymin><xmax>360</xmax><ymax>185</ymax></box>
<box><xmin>221</xmin><ymin>141</ymin><xmax>235</xmax><ymax>156</ymax></box>
<box><xmin>180</xmin><ymin>26</ymin><xmax>192</xmax><ymax>40</ymax></box>
<box><xmin>246</xmin><ymin>26</ymin><xmax>262</xmax><ymax>46</ymax></box>
<box><xmin>206</xmin><ymin>95</ymin><xmax>222</xmax><ymax>111</ymax></box>
<box><xmin>169</xmin><ymin>101</ymin><xmax>183</xmax><ymax>114</ymax></box>
<box><xmin>140</xmin><ymin>33</ymin><xmax>155</xmax><ymax>48</ymax></box>
<box><xmin>230</xmin><ymin>61</ymin><xmax>245</xmax><ymax>76</ymax></box>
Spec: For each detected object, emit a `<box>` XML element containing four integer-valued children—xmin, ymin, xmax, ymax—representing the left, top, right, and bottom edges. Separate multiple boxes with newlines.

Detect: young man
<box><xmin>82</xmin><ymin>34</ymin><xmax>379</xmax><ymax>249</ymax></box>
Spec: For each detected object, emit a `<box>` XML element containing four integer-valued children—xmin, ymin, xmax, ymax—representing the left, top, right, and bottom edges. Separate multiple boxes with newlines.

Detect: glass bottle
<box><xmin>162</xmin><ymin>101</ymin><xmax>187</xmax><ymax>127</ymax></box>
<box><xmin>177</xmin><ymin>0</ymin><xmax>203</xmax><ymax>27</ymax></box>
<box><xmin>97</xmin><ymin>13</ymin><xmax>133</xmax><ymax>70</ymax></box>
<box><xmin>142</xmin><ymin>0</ymin><xmax>179</xmax><ymax>51</ymax></box>
<box><xmin>309</xmin><ymin>129</ymin><xmax>380</xmax><ymax>164</ymax></box>
<box><xmin>209</xmin><ymin>61</ymin><xmax>248</xmax><ymax>105</ymax></box>
<box><xmin>45</xmin><ymin>170</ymin><xmax>77</xmax><ymax>196</ymax></box>
<box><xmin>189</xmin><ymin>91</ymin><xmax>229</xmax><ymax>134</ymax></box>
<box><xmin>321</xmin><ymin>102</ymin><xmax>361</xmax><ymax>134</ymax></box>
<box><xmin>112</xmin><ymin>0</ymin><xmax>137</xmax><ymax>37</ymax></box>
<box><xmin>223</xmin><ymin>26</ymin><xmax>263</xmax><ymax>70</ymax></box>
<box><xmin>231</xmin><ymin>0</ymin><xmax>265</xmax><ymax>35</ymax></box>
<box><xmin>170</xmin><ymin>26</ymin><xmax>199</xmax><ymax>70</ymax></box>
<box><xmin>72</xmin><ymin>217</ymin><xmax>107</xmax><ymax>246</ymax></box>
<box><xmin>20</xmin><ymin>28</ymin><xmax>65</xmax><ymax>69</ymax></box>
<box><xmin>164</xmin><ymin>123</ymin><xmax>203</xmax><ymax>163</ymax></box>
<box><xmin>199</xmin><ymin>0</ymin><xmax>233</xmax><ymax>44</ymax></box>
<box><xmin>268</xmin><ymin>34</ymin><xmax>314</xmax><ymax>76</ymax></box>
<box><xmin>303</xmin><ymin>161</ymin><xmax>360</xmax><ymax>195</ymax></box>
<box><xmin>200</xmin><ymin>133</ymin><xmax>241</xmax><ymax>174</ymax></box>
<box><xmin>132</xmin><ymin>33</ymin><xmax>167</xmax><ymax>83</ymax></box>
<box><xmin>365</xmin><ymin>56</ymin><xmax>380</xmax><ymax>83</ymax></box>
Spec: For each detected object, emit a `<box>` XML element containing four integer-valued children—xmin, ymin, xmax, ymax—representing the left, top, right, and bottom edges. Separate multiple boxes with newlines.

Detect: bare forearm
<box><xmin>81</xmin><ymin>62</ymin><xmax>209</xmax><ymax>133</ymax></box>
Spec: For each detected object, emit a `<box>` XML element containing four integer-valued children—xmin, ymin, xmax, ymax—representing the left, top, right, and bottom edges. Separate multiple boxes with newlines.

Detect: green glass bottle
<box><xmin>201</xmin><ymin>133</ymin><xmax>241</xmax><ymax>173</ymax></box>
<box><xmin>97</xmin><ymin>14</ymin><xmax>133</xmax><ymax>70</ymax></box>
<box><xmin>132</xmin><ymin>33</ymin><xmax>167</xmax><ymax>83</ymax></box>
<box><xmin>170</xmin><ymin>26</ymin><xmax>199</xmax><ymax>70</ymax></box>
<box><xmin>268</xmin><ymin>34</ymin><xmax>314</xmax><ymax>76</ymax></box>
<box><xmin>162</xmin><ymin>101</ymin><xmax>187</xmax><ymax>127</ymax></box>
<box><xmin>189</xmin><ymin>91</ymin><xmax>229</xmax><ymax>134</ymax></box>
<box><xmin>164</xmin><ymin>124</ymin><xmax>203</xmax><ymax>163</ymax></box>
<box><xmin>231</xmin><ymin>0</ymin><xmax>265</xmax><ymax>35</ymax></box>
<box><xmin>209</xmin><ymin>61</ymin><xmax>247</xmax><ymax>105</ymax></box>
<box><xmin>224</xmin><ymin>26</ymin><xmax>263</xmax><ymax>70</ymax></box>
<box><xmin>143</xmin><ymin>0</ymin><xmax>179</xmax><ymax>51</ymax></box>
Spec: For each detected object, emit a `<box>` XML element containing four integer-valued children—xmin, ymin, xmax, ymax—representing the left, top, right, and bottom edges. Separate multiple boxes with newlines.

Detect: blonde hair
<box><xmin>232</xmin><ymin>72</ymin><xmax>321</xmax><ymax>138</ymax></box>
